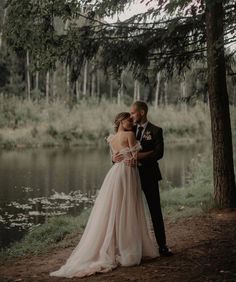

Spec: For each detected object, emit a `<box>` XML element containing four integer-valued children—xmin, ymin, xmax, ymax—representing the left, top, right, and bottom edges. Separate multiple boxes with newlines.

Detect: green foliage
<box><xmin>0</xmin><ymin>50</ymin><xmax>25</xmax><ymax>94</ymax></box>
<box><xmin>161</xmin><ymin>154</ymin><xmax>215</xmax><ymax>219</ymax></box>
<box><xmin>4</xmin><ymin>0</ymin><xmax>82</xmax><ymax>70</ymax></box>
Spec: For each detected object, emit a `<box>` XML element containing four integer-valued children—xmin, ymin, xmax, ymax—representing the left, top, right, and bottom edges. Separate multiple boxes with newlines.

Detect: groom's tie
<box><xmin>136</xmin><ymin>126</ymin><xmax>143</xmax><ymax>141</ymax></box>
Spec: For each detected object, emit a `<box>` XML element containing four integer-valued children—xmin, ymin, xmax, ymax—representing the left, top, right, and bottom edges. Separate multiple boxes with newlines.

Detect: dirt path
<box><xmin>1</xmin><ymin>210</ymin><xmax>236</xmax><ymax>282</ymax></box>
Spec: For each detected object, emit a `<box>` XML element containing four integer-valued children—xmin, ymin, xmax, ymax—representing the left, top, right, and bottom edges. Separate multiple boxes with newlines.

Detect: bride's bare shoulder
<box><xmin>124</xmin><ymin>131</ymin><xmax>135</xmax><ymax>137</ymax></box>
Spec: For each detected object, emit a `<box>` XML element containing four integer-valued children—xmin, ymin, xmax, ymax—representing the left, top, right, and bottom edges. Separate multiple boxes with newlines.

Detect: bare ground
<box><xmin>1</xmin><ymin>210</ymin><xmax>236</xmax><ymax>282</ymax></box>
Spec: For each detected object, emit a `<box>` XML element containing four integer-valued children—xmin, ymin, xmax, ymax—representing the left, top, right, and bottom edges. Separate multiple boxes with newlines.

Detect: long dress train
<box><xmin>50</xmin><ymin>138</ymin><xmax>158</xmax><ymax>278</ymax></box>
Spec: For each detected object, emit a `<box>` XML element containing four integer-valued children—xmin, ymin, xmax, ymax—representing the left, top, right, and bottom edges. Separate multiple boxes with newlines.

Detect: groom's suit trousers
<box><xmin>138</xmin><ymin>165</ymin><xmax>166</xmax><ymax>248</ymax></box>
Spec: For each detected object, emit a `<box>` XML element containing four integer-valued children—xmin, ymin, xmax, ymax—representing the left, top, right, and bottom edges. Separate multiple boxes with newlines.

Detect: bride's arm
<box><xmin>126</xmin><ymin>132</ymin><xmax>138</xmax><ymax>166</ymax></box>
<box><xmin>127</xmin><ymin>132</ymin><xmax>138</xmax><ymax>153</ymax></box>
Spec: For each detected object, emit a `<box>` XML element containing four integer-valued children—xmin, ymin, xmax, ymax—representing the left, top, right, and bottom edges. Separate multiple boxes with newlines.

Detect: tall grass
<box><xmin>161</xmin><ymin>154</ymin><xmax>214</xmax><ymax>219</ymax></box>
<box><xmin>0</xmin><ymin>96</ymin><xmax>214</xmax><ymax>148</ymax></box>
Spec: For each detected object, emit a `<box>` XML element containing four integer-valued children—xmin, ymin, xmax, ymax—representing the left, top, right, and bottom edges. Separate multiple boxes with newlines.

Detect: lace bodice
<box><xmin>106</xmin><ymin>133</ymin><xmax>142</xmax><ymax>160</ymax></box>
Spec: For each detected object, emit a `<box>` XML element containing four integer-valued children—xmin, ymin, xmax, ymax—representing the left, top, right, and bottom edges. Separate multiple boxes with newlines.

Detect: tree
<box><xmin>0</xmin><ymin>0</ymin><xmax>7</xmax><ymax>50</ymax></box>
<box><xmin>78</xmin><ymin>0</ymin><xmax>236</xmax><ymax>208</ymax></box>
<box><xmin>205</xmin><ymin>0</ymin><xmax>236</xmax><ymax>207</ymax></box>
<box><xmin>4</xmin><ymin>0</ymin><xmax>83</xmax><ymax>100</ymax></box>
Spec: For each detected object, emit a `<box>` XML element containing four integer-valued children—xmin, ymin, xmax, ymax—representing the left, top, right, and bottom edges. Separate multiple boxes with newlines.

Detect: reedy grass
<box><xmin>0</xmin><ymin>97</ymin><xmax>214</xmax><ymax>148</ymax></box>
<box><xmin>161</xmin><ymin>154</ymin><xmax>214</xmax><ymax>219</ymax></box>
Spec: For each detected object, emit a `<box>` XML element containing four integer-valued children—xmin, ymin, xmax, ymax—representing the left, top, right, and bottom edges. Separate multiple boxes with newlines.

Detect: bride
<box><xmin>50</xmin><ymin>112</ymin><xmax>158</xmax><ymax>278</ymax></box>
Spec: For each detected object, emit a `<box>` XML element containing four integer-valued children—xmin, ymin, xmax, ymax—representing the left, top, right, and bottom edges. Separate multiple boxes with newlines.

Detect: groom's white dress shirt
<box><xmin>136</xmin><ymin>121</ymin><xmax>149</xmax><ymax>142</ymax></box>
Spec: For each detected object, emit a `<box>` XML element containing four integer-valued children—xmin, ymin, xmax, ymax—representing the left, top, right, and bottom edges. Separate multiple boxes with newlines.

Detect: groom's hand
<box><xmin>124</xmin><ymin>158</ymin><xmax>137</xmax><ymax>167</ymax></box>
<box><xmin>112</xmin><ymin>152</ymin><xmax>124</xmax><ymax>163</ymax></box>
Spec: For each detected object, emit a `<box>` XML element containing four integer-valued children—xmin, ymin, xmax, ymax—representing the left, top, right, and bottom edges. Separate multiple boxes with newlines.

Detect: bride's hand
<box><xmin>124</xmin><ymin>157</ymin><xmax>137</xmax><ymax>167</ymax></box>
<box><xmin>112</xmin><ymin>152</ymin><xmax>124</xmax><ymax>163</ymax></box>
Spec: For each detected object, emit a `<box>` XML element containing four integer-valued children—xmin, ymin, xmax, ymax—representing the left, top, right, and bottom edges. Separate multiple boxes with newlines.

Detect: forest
<box><xmin>0</xmin><ymin>1</ymin><xmax>236</xmax><ymax>281</ymax></box>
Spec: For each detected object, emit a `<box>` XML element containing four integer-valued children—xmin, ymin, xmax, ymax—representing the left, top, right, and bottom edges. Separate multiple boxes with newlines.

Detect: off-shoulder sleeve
<box><xmin>130</xmin><ymin>141</ymin><xmax>142</xmax><ymax>152</ymax></box>
<box><xmin>106</xmin><ymin>133</ymin><xmax>115</xmax><ymax>144</ymax></box>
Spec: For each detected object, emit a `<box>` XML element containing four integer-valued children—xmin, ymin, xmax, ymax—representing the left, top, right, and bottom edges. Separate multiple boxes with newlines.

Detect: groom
<box><xmin>114</xmin><ymin>101</ymin><xmax>173</xmax><ymax>257</ymax></box>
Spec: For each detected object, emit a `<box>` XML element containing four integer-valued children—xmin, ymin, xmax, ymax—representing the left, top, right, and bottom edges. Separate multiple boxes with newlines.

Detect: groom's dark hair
<box><xmin>133</xmin><ymin>101</ymin><xmax>148</xmax><ymax>114</ymax></box>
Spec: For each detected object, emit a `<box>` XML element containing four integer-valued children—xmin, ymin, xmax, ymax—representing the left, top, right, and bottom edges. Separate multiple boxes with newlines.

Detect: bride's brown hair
<box><xmin>114</xmin><ymin>112</ymin><xmax>131</xmax><ymax>132</ymax></box>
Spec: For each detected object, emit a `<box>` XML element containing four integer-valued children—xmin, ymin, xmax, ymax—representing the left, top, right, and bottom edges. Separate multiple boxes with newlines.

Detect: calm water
<box><xmin>0</xmin><ymin>144</ymin><xmax>209</xmax><ymax>248</ymax></box>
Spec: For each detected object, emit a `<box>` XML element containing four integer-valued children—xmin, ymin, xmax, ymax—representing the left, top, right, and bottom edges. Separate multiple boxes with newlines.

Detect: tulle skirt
<box><xmin>50</xmin><ymin>162</ymin><xmax>158</xmax><ymax>278</ymax></box>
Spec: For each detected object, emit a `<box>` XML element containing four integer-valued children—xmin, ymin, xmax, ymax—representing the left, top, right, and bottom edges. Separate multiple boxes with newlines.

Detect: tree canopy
<box><xmin>3</xmin><ymin>0</ymin><xmax>236</xmax><ymax>80</ymax></box>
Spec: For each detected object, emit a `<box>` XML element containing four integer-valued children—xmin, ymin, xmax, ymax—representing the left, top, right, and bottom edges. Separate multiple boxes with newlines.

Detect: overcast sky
<box><xmin>105</xmin><ymin>2</ymin><xmax>154</xmax><ymax>23</ymax></box>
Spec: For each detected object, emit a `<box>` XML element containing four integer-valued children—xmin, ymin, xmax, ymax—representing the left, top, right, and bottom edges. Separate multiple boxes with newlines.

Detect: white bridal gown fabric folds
<box><xmin>50</xmin><ymin>135</ymin><xmax>158</xmax><ymax>278</ymax></box>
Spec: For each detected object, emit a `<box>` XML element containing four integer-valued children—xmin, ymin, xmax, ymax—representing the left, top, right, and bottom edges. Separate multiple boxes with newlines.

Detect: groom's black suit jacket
<box><xmin>134</xmin><ymin>122</ymin><xmax>166</xmax><ymax>247</ymax></box>
<box><xmin>134</xmin><ymin>122</ymin><xmax>163</xmax><ymax>181</ymax></box>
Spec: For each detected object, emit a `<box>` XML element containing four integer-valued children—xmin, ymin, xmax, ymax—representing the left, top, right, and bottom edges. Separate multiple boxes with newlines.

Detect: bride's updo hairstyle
<box><xmin>114</xmin><ymin>112</ymin><xmax>130</xmax><ymax>132</ymax></box>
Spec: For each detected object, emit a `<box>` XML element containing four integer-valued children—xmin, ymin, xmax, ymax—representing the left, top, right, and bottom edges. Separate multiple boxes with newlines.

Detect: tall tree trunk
<box><xmin>46</xmin><ymin>70</ymin><xmax>50</xmax><ymax>104</ymax></box>
<box><xmin>83</xmin><ymin>60</ymin><xmax>88</xmax><ymax>97</ymax></box>
<box><xmin>133</xmin><ymin>79</ymin><xmax>137</xmax><ymax>101</ymax></box>
<box><xmin>137</xmin><ymin>80</ymin><xmax>140</xmax><ymax>100</ymax></box>
<box><xmin>91</xmin><ymin>72</ymin><xmax>96</xmax><ymax>98</ymax></box>
<box><xmin>164</xmin><ymin>81</ymin><xmax>168</xmax><ymax>106</ymax></box>
<box><xmin>117</xmin><ymin>71</ymin><xmax>125</xmax><ymax>105</ymax></box>
<box><xmin>66</xmin><ymin>64</ymin><xmax>70</xmax><ymax>97</ymax></box>
<box><xmin>180</xmin><ymin>76</ymin><xmax>187</xmax><ymax>111</ymax></box>
<box><xmin>0</xmin><ymin>31</ymin><xmax>2</xmax><ymax>50</ymax></box>
<box><xmin>154</xmin><ymin>72</ymin><xmax>161</xmax><ymax>109</ymax></box>
<box><xmin>117</xmin><ymin>88</ymin><xmax>121</xmax><ymax>105</ymax></box>
<box><xmin>233</xmin><ymin>82</ymin><xmax>236</xmax><ymax>107</ymax></box>
<box><xmin>26</xmin><ymin>50</ymin><xmax>31</xmax><ymax>100</ymax></box>
<box><xmin>133</xmin><ymin>79</ymin><xmax>140</xmax><ymax>100</ymax></box>
<box><xmin>76</xmin><ymin>79</ymin><xmax>80</xmax><ymax>102</ymax></box>
<box><xmin>52</xmin><ymin>70</ymin><xmax>57</xmax><ymax>101</ymax></box>
<box><xmin>110</xmin><ymin>77</ymin><xmax>113</xmax><ymax>99</ymax></box>
<box><xmin>206</xmin><ymin>0</ymin><xmax>236</xmax><ymax>208</ymax></box>
<box><xmin>35</xmin><ymin>59</ymin><xmax>39</xmax><ymax>96</ymax></box>
<box><xmin>97</xmin><ymin>70</ymin><xmax>101</xmax><ymax>100</ymax></box>
<box><xmin>35</xmin><ymin>71</ymin><xmax>39</xmax><ymax>92</ymax></box>
<box><xmin>0</xmin><ymin>6</ymin><xmax>7</xmax><ymax>50</ymax></box>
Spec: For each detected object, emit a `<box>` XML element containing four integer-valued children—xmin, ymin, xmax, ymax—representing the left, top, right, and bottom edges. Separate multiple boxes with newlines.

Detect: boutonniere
<box><xmin>142</xmin><ymin>131</ymin><xmax>152</xmax><ymax>140</ymax></box>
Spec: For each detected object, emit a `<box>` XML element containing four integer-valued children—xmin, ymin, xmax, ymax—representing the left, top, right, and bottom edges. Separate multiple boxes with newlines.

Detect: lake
<box><xmin>0</xmin><ymin>143</ymin><xmax>209</xmax><ymax>248</ymax></box>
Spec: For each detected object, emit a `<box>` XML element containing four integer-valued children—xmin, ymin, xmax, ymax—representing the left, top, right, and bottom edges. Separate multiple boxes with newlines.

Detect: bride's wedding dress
<box><xmin>50</xmin><ymin>136</ymin><xmax>158</xmax><ymax>278</ymax></box>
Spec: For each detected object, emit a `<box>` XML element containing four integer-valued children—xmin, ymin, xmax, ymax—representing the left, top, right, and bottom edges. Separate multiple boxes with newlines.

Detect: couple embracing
<box><xmin>50</xmin><ymin>101</ymin><xmax>173</xmax><ymax>278</ymax></box>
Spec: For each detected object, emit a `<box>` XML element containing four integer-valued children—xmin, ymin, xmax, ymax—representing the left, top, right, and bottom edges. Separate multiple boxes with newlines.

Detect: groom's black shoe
<box><xmin>159</xmin><ymin>246</ymin><xmax>173</xmax><ymax>257</ymax></box>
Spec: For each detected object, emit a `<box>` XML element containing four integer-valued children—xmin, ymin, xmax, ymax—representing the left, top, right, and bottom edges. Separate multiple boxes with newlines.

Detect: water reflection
<box><xmin>160</xmin><ymin>144</ymin><xmax>208</xmax><ymax>188</ymax></box>
<box><xmin>0</xmin><ymin>147</ymin><xmax>110</xmax><ymax>203</ymax></box>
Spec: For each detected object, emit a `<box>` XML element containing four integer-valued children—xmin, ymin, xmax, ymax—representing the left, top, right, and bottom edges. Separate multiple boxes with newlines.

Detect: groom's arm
<box><xmin>137</xmin><ymin>150</ymin><xmax>154</xmax><ymax>160</ymax></box>
<box><xmin>137</xmin><ymin>128</ymin><xmax>164</xmax><ymax>163</ymax></box>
